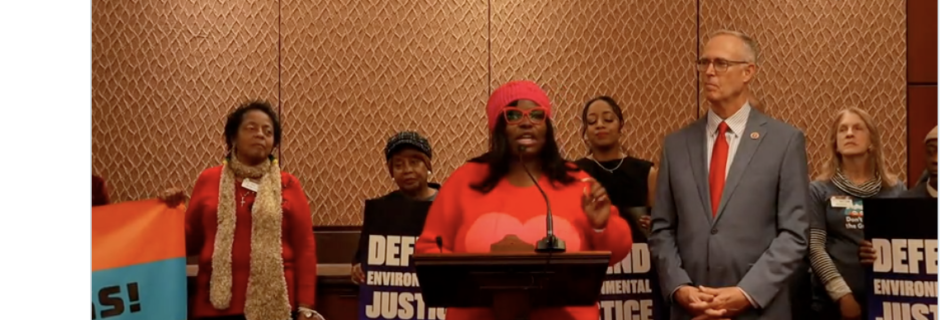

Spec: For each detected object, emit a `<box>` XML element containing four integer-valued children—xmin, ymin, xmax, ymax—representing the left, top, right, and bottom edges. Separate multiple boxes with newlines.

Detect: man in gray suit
<box><xmin>649</xmin><ymin>30</ymin><xmax>809</xmax><ymax>320</ymax></box>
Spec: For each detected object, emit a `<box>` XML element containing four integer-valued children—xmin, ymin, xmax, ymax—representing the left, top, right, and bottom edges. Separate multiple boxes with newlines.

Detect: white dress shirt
<box><xmin>706</xmin><ymin>102</ymin><xmax>752</xmax><ymax>179</ymax></box>
<box><xmin>702</xmin><ymin>101</ymin><xmax>760</xmax><ymax>308</ymax></box>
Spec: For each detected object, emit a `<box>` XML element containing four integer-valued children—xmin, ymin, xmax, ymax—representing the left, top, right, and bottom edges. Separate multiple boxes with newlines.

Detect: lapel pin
<box><xmin>750</xmin><ymin>132</ymin><xmax>760</xmax><ymax>140</ymax></box>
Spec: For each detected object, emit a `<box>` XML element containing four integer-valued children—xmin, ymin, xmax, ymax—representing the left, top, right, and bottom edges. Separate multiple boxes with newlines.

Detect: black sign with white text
<box><xmin>357</xmin><ymin>198</ymin><xmax>443</xmax><ymax>320</ymax></box>
<box><xmin>863</xmin><ymin>198</ymin><xmax>938</xmax><ymax>320</ymax></box>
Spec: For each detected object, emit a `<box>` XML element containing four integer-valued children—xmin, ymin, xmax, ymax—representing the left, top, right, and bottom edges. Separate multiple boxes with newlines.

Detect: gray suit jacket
<box><xmin>649</xmin><ymin>108</ymin><xmax>809</xmax><ymax>320</ymax></box>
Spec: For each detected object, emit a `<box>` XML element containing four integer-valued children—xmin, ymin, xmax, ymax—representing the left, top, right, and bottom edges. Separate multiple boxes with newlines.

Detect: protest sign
<box><xmin>92</xmin><ymin>200</ymin><xmax>187</xmax><ymax>320</ymax></box>
<box><xmin>864</xmin><ymin>198</ymin><xmax>938</xmax><ymax>320</ymax></box>
<box><xmin>600</xmin><ymin>243</ymin><xmax>664</xmax><ymax>320</ymax></box>
<box><xmin>358</xmin><ymin>198</ymin><xmax>444</xmax><ymax>320</ymax></box>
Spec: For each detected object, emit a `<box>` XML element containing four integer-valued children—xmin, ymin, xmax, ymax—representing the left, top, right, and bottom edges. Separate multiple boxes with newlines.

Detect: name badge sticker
<box><xmin>830</xmin><ymin>195</ymin><xmax>853</xmax><ymax>208</ymax></box>
<box><xmin>241</xmin><ymin>179</ymin><xmax>259</xmax><ymax>192</ymax></box>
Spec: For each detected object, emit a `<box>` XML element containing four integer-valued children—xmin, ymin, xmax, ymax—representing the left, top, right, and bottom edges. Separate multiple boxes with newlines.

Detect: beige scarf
<box><xmin>210</xmin><ymin>157</ymin><xmax>290</xmax><ymax>320</ymax></box>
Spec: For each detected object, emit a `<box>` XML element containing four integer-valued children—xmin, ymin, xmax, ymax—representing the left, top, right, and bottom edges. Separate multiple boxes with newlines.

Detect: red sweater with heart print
<box><xmin>415</xmin><ymin>161</ymin><xmax>633</xmax><ymax>320</ymax></box>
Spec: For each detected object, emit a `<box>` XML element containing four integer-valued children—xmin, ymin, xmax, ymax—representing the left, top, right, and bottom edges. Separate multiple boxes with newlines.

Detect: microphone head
<box><xmin>518</xmin><ymin>145</ymin><xmax>527</xmax><ymax>153</ymax></box>
<box><xmin>435</xmin><ymin>236</ymin><xmax>443</xmax><ymax>246</ymax></box>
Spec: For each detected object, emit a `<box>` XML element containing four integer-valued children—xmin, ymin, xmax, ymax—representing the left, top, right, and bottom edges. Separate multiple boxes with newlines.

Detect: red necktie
<box><xmin>709</xmin><ymin>122</ymin><xmax>729</xmax><ymax>218</ymax></box>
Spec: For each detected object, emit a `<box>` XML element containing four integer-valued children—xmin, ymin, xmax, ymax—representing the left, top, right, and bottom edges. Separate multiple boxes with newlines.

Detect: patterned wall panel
<box><xmin>280</xmin><ymin>0</ymin><xmax>489</xmax><ymax>225</ymax></box>
<box><xmin>699</xmin><ymin>0</ymin><xmax>907</xmax><ymax>180</ymax></box>
<box><xmin>92</xmin><ymin>0</ymin><xmax>908</xmax><ymax>225</ymax></box>
<box><xmin>489</xmin><ymin>0</ymin><xmax>698</xmax><ymax>164</ymax></box>
<box><xmin>92</xmin><ymin>0</ymin><xmax>280</xmax><ymax>203</ymax></box>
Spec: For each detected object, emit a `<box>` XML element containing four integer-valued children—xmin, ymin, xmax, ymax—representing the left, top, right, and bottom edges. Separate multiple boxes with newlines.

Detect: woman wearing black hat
<box><xmin>350</xmin><ymin>131</ymin><xmax>441</xmax><ymax>283</ymax></box>
<box><xmin>379</xmin><ymin>131</ymin><xmax>440</xmax><ymax>201</ymax></box>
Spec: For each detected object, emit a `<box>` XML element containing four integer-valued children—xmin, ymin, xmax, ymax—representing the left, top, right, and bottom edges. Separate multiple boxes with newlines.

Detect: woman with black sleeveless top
<box><xmin>574</xmin><ymin>96</ymin><xmax>657</xmax><ymax>240</ymax></box>
<box><xmin>574</xmin><ymin>96</ymin><xmax>666</xmax><ymax>320</ymax></box>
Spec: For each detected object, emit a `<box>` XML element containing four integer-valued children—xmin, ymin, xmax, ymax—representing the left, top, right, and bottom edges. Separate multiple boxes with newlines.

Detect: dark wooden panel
<box><xmin>907</xmin><ymin>0</ymin><xmax>938</xmax><ymax>83</ymax></box>
<box><xmin>187</xmin><ymin>267</ymin><xmax>357</xmax><ymax>320</ymax></box>
<box><xmin>314</xmin><ymin>225</ymin><xmax>361</xmax><ymax>264</ymax></box>
<box><xmin>184</xmin><ymin>227</ymin><xmax>362</xmax><ymax>319</ymax></box>
<box><xmin>188</xmin><ymin>227</ymin><xmax>362</xmax><ymax>265</ymax></box>
<box><xmin>312</xmin><ymin>227</ymin><xmax>360</xmax><ymax>320</ymax></box>
<box><xmin>907</xmin><ymin>85</ymin><xmax>938</xmax><ymax>184</ymax></box>
<box><xmin>317</xmin><ymin>282</ymin><xmax>359</xmax><ymax>320</ymax></box>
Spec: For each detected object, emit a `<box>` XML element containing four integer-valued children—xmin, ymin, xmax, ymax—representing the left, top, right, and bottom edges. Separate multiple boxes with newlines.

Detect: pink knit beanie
<box><xmin>486</xmin><ymin>80</ymin><xmax>552</xmax><ymax>131</ymax></box>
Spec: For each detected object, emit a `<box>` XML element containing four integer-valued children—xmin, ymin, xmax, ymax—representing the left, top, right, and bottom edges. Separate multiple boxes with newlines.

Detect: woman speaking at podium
<box><xmin>184</xmin><ymin>101</ymin><xmax>320</xmax><ymax>320</ymax></box>
<box><xmin>415</xmin><ymin>80</ymin><xmax>633</xmax><ymax>320</ymax></box>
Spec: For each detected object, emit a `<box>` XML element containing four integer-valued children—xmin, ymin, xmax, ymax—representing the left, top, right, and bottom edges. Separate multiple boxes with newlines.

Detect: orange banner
<box><xmin>92</xmin><ymin>199</ymin><xmax>185</xmax><ymax>272</ymax></box>
<box><xmin>92</xmin><ymin>199</ymin><xmax>187</xmax><ymax>320</ymax></box>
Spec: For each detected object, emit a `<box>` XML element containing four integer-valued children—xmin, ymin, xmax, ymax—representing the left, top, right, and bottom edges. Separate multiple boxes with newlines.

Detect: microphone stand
<box><xmin>518</xmin><ymin>147</ymin><xmax>566</xmax><ymax>253</ymax></box>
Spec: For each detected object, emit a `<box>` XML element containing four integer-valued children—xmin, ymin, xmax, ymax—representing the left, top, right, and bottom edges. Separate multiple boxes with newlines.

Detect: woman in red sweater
<box><xmin>185</xmin><ymin>101</ymin><xmax>320</xmax><ymax>320</ymax></box>
<box><xmin>415</xmin><ymin>80</ymin><xmax>633</xmax><ymax>320</ymax></box>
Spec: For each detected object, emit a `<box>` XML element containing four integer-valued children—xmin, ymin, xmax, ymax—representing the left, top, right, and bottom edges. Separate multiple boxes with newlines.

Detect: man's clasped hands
<box><xmin>676</xmin><ymin>285</ymin><xmax>754</xmax><ymax>320</ymax></box>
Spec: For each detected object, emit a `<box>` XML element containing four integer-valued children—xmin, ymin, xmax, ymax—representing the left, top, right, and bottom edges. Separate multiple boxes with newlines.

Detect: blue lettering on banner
<box><xmin>867</xmin><ymin>238</ymin><xmax>938</xmax><ymax>320</ymax></box>
<box><xmin>599</xmin><ymin>243</ymin><xmax>656</xmax><ymax>320</ymax></box>
<box><xmin>91</xmin><ymin>257</ymin><xmax>187</xmax><ymax>320</ymax></box>
<box><xmin>359</xmin><ymin>234</ymin><xmax>446</xmax><ymax>320</ymax></box>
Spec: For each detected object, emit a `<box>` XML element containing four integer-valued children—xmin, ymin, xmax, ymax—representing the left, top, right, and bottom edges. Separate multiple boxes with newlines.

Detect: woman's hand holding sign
<box><xmin>158</xmin><ymin>187</ymin><xmax>186</xmax><ymax>207</ymax></box>
<box><xmin>350</xmin><ymin>263</ymin><xmax>365</xmax><ymax>284</ymax></box>
<box><xmin>859</xmin><ymin>240</ymin><xmax>877</xmax><ymax>265</ymax></box>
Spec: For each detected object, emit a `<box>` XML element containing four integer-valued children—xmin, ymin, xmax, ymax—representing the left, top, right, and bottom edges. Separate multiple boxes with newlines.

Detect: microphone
<box><xmin>518</xmin><ymin>145</ymin><xmax>566</xmax><ymax>253</ymax></box>
<box><xmin>435</xmin><ymin>236</ymin><xmax>444</xmax><ymax>254</ymax></box>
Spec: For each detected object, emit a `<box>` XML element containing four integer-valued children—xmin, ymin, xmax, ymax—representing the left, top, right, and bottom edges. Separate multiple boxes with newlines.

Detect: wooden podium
<box><xmin>412</xmin><ymin>236</ymin><xmax>611</xmax><ymax>320</ymax></box>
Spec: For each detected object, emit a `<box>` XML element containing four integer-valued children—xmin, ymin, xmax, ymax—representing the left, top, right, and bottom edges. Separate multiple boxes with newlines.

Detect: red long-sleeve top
<box><xmin>185</xmin><ymin>165</ymin><xmax>317</xmax><ymax>318</ymax></box>
<box><xmin>416</xmin><ymin>162</ymin><xmax>633</xmax><ymax>320</ymax></box>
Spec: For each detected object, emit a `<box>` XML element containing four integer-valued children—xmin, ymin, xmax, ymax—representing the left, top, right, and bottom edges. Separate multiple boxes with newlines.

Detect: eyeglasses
<box><xmin>696</xmin><ymin>58</ymin><xmax>750</xmax><ymax>73</ymax></box>
<box><xmin>503</xmin><ymin>107</ymin><xmax>547</xmax><ymax>125</ymax></box>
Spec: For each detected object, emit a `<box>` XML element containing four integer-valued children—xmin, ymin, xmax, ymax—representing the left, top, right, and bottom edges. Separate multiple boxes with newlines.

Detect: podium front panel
<box><xmin>413</xmin><ymin>252</ymin><xmax>611</xmax><ymax>309</ymax></box>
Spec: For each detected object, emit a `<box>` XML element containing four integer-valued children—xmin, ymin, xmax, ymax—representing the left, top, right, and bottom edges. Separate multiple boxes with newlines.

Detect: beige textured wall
<box><xmin>92</xmin><ymin>0</ymin><xmax>906</xmax><ymax>225</ymax></box>
<box><xmin>699</xmin><ymin>0</ymin><xmax>906</xmax><ymax>181</ymax></box>
<box><xmin>92</xmin><ymin>0</ymin><xmax>279</xmax><ymax>200</ymax></box>
<box><xmin>279</xmin><ymin>0</ymin><xmax>490</xmax><ymax>225</ymax></box>
<box><xmin>489</xmin><ymin>0</ymin><xmax>697</xmax><ymax>163</ymax></box>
